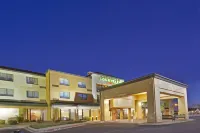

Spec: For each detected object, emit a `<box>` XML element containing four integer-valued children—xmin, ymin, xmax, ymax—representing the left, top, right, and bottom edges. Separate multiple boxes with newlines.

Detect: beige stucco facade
<box><xmin>0</xmin><ymin>68</ymin><xmax>46</xmax><ymax>101</ymax></box>
<box><xmin>46</xmin><ymin>70</ymin><xmax>92</xmax><ymax>102</ymax></box>
<box><xmin>46</xmin><ymin>70</ymin><xmax>100</xmax><ymax>121</ymax></box>
<box><xmin>0</xmin><ymin>67</ymin><xmax>47</xmax><ymax>121</ymax></box>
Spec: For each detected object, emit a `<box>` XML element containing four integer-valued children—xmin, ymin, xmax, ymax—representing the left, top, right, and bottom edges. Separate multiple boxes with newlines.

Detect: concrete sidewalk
<box><xmin>102</xmin><ymin>119</ymin><xmax>194</xmax><ymax>126</ymax></box>
<box><xmin>26</xmin><ymin>121</ymin><xmax>101</xmax><ymax>133</ymax></box>
<box><xmin>0</xmin><ymin>121</ymin><xmax>101</xmax><ymax>132</ymax></box>
<box><xmin>0</xmin><ymin>125</ymin><xmax>29</xmax><ymax>131</ymax></box>
<box><xmin>139</xmin><ymin>119</ymin><xmax>194</xmax><ymax>126</ymax></box>
<box><xmin>106</xmin><ymin>119</ymin><xmax>146</xmax><ymax>124</ymax></box>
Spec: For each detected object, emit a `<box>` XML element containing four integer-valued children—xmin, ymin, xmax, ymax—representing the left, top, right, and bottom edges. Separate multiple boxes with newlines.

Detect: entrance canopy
<box><xmin>100</xmin><ymin>73</ymin><xmax>187</xmax><ymax>99</ymax></box>
<box><xmin>100</xmin><ymin>73</ymin><xmax>188</xmax><ymax>123</ymax></box>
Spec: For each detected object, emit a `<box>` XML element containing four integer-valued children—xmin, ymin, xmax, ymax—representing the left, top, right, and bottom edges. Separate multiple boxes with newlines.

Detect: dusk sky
<box><xmin>0</xmin><ymin>0</ymin><xmax>199</xmax><ymax>106</ymax></box>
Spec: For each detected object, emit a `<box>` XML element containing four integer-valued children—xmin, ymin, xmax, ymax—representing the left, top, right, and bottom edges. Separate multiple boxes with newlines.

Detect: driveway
<box><xmin>1</xmin><ymin>116</ymin><xmax>200</xmax><ymax>133</ymax></box>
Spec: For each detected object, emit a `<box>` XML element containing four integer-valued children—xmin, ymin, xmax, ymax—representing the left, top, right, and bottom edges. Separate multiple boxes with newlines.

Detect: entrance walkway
<box><xmin>106</xmin><ymin>119</ymin><xmax>147</xmax><ymax>124</ymax></box>
<box><xmin>104</xmin><ymin>119</ymin><xmax>193</xmax><ymax>125</ymax></box>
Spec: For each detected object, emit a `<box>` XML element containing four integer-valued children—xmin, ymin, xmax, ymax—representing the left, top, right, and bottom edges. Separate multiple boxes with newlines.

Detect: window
<box><xmin>0</xmin><ymin>72</ymin><xmax>13</xmax><ymax>82</ymax></box>
<box><xmin>59</xmin><ymin>78</ymin><xmax>70</xmax><ymax>86</ymax></box>
<box><xmin>60</xmin><ymin>92</ymin><xmax>70</xmax><ymax>99</ymax></box>
<box><xmin>26</xmin><ymin>77</ymin><xmax>38</xmax><ymax>85</ymax></box>
<box><xmin>26</xmin><ymin>91</ymin><xmax>39</xmax><ymax>98</ymax></box>
<box><xmin>78</xmin><ymin>82</ymin><xmax>86</xmax><ymax>88</ymax></box>
<box><xmin>0</xmin><ymin>88</ymin><xmax>14</xmax><ymax>96</ymax></box>
<box><xmin>78</xmin><ymin>93</ymin><xmax>87</xmax><ymax>100</ymax></box>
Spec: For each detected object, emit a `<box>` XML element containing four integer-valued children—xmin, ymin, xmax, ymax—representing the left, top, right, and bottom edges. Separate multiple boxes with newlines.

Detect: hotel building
<box><xmin>0</xmin><ymin>66</ymin><xmax>189</xmax><ymax>123</ymax></box>
<box><xmin>0</xmin><ymin>66</ymin><xmax>124</xmax><ymax>121</ymax></box>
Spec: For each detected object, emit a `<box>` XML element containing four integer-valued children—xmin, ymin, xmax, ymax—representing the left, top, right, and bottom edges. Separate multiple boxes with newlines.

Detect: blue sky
<box><xmin>0</xmin><ymin>0</ymin><xmax>200</xmax><ymax>105</ymax></box>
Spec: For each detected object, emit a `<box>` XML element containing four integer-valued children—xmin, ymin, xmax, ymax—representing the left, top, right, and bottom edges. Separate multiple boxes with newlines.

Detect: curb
<box><xmin>25</xmin><ymin>123</ymin><xmax>87</xmax><ymax>133</ymax></box>
<box><xmin>138</xmin><ymin>119</ymin><xmax>194</xmax><ymax>126</ymax></box>
<box><xmin>0</xmin><ymin>126</ymin><xmax>28</xmax><ymax>131</ymax></box>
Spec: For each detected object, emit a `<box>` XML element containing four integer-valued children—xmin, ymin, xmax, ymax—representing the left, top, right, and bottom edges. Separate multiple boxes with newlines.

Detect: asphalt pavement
<box><xmin>1</xmin><ymin>116</ymin><xmax>200</xmax><ymax>133</ymax></box>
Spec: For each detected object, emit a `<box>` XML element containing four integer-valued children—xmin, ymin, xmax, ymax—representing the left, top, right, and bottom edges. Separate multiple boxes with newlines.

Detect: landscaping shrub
<box><xmin>30</xmin><ymin>120</ymin><xmax>36</xmax><ymax>122</ymax></box>
<box><xmin>0</xmin><ymin>120</ymin><xmax>5</xmax><ymax>124</ymax></box>
<box><xmin>8</xmin><ymin>117</ymin><xmax>17</xmax><ymax>121</ymax></box>
<box><xmin>36</xmin><ymin>119</ymin><xmax>43</xmax><ymax>123</ymax></box>
<box><xmin>24</xmin><ymin>119</ymin><xmax>29</xmax><ymax>122</ymax></box>
<box><xmin>16</xmin><ymin>116</ymin><xmax>24</xmax><ymax>123</ymax></box>
<box><xmin>30</xmin><ymin>120</ymin><xmax>87</xmax><ymax>129</ymax></box>
<box><xmin>83</xmin><ymin>116</ymin><xmax>90</xmax><ymax>121</ymax></box>
<box><xmin>54</xmin><ymin>119</ymin><xmax>60</xmax><ymax>123</ymax></box>
<box><xmin>8</xmin><ymin>120</ymin><xmax>18</xmax><ymax>125</ymax></box>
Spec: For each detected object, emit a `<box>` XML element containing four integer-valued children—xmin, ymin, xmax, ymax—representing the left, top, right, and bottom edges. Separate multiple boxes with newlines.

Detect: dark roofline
<box><xmin>100</xmin><ymin>73</ymin><xmax>188</xmax><ymax>91</ymax></box>
<box><xmin>154</xmin><ymin>73</ymin><xmax>188</xmax><ymax>88</ymax></box>
<box><xmin>0</xmin><ymin>66</ymin><xmax>45</xmax><ymax>76</ymax></box>
<box><xmin>87</xmin><ymin>71</ymin><xmax>124</xmax><ymax>80</ymax></box>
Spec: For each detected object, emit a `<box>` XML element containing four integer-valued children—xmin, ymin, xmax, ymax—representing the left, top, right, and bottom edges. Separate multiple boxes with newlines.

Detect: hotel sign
<box><xmin>100</xmin><ymin>75</ymin><xmax>124</xmax><ymax>84</ymax></box>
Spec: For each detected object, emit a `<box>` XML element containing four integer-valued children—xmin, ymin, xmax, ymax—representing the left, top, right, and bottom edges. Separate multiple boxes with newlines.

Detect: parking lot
<box><xmin>2</xmin><ymin>117</ymin><xmax>200</xmax><ymax>133</ymax></box>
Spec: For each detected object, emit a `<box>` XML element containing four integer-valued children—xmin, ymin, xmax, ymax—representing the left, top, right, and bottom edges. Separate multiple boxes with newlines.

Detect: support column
<box><xmin>128</xmin><ymin>108</ymin><xmax>131</xmax><ymax>121</ymax></box>
<box><xmin>111</xmin><ymin>109</ymin><xmax>116</xmax><ymax>121</ymax></box>
<box><xmin>147</xmin><ymin>87</ymin><xmax>162</xmax><ymax>123</ymax></box>
<box><xmin>59</xmin><ymin>109</ymin><xmax>62</xmax><ymax>120</ymax></box>
<box><xmin>29</xmin><ymin>109</ymin><xmax>32</xmax><ymax>121</ymax></box>
<box><xmin>75</xmin><ymin>109</ymin><xmax>78</xmax><ymax>120</ymax></box>
<box><xmin>120</xmin><ymin>109</ymin><xmax>123</xmax><ymax>120</ymax></box>
<box><xmin>89</xmin><ymin>109</ymin><xmax>92</xmax><ymax>121</ymax></box>
<box><xmin>135</xmin><ymin>100</ymin><xmax>143</xmax><ymax>119</ymax></box>
<box><xmin>47</xmin><ymin>106</ymin><xmax>51</xmax><ymax>121</ymax></box>
<box><xmin>98</xmin><ymin>109</ymin><xmax>101</xmax><ymax>120</ymax></box>
<box><xmin>26</xmin><ymin>109</ymin><xmax>28</xmax><ymax>120</ymax></box>
<box><xmin>69</xmin><ymin>109</ymin><xmax>71</xmax><ymax>120</ymax></box>
<box><xmin>168</xmin><ymin>99</ymin><xmax>174</xmax><ymax>115</ymax></box>
<box><xmin>82</xmin><ymin>109</ymin><xmax>84</xmax><ymax>120</ymax></box>
<box><xmin>178</xmin><ymin>95</ymin><xmax>189</xmax><ymax>119</ymax></box>
<box><xmin>100</xmin><ymin>92</ymin><xmax>105</xmax><ymax>121</ymax></box>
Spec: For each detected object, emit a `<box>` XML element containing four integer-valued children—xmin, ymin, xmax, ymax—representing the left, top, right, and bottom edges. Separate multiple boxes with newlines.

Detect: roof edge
<box><xmin>0</xmin><ymin>66</ymin><xmax>45</xmax><ymax>76</ymax></box>
<box><xmin>100</xmin><ymin>73</ymin><xmax>188</xmax><ymax>91</ymax></box>
<box><xmin>100</xmin><ymin>73</ymin><xmax>154</xmax><ymax>91</ymax></box>
<box><xmin>154</xmin><ymin>73</ymin><xmax>188</xmax><ymax>88</ymax></box>
<box><xmin>49</xmin><ymin>69</ymin><xmax>91</xmax><ymax>79</ymax></box>
<box><xmin>87</xmin><ymin>71</ymin><xmax>124</xmax><ymax>80</ymax></box>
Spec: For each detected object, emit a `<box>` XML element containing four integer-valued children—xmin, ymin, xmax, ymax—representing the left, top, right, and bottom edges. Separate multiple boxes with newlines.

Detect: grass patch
<box><xmin>0</xmin><ymin>122</ymin><xmax>33</xmax><ymax>128</ymax></box>
<box><xmin>0</xmin><ymin>124</ymin><xmax>9</xmax><ymax>128</ymax></box>
<box><xmin>30</xmin><ymin>120</ymin><xmax>86</xmax><ymax>129</ymax></box>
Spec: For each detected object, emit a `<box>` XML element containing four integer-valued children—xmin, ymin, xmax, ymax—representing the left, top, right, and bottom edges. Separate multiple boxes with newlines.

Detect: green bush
<box><xmin>8</xmin><ymin>120</ymin><xmax>18</xmax><ymax>125</ymax></box>
<box><xmin>36</xmin><ymin>120</ymin><xmax>43</xmax><ymax>123</ymax></box>
<box><xmin>16</xmin><ymin>116</ymin><xmax>24</xmax><ymax>123</ymax></box>
<box><xmin>54</xmin><ymin>120</ymin><xmax>60</xmax><ymax>123</ymax></box>
<box><xmin>0</xmin><ymin>120</ymin><xmax>5</xmax><ymax>124</ymax></box>
<box><xmin>24</xmin><ymin>119</ymin><xmax>29</xmax><ymax>122</ymax></box>
<box><xmin>30</xmin><ymin>120</ymin><xmax>36</xmax><ymax>122</ymax></box>
<box><xmin>83</xmin><ymin>116</ymin><xmax>90</xmax><ymax>121</ymax></box>
<box><xmin>8</xmin><ymin>117</ymin><xmax>17</xmax><ymax>121</ymax></box>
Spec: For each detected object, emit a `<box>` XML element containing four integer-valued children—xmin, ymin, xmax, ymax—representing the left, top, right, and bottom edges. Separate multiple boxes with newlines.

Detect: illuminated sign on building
<box><xmin>100</xmin><ymin>75</ymin><xmax>124</xmax><ymax>84</ymax></box>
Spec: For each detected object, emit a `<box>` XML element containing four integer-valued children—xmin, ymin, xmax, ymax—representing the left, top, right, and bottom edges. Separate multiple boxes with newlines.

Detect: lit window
<box><xmin>60</xmin><ymin>78</ymin><xmax>70</xmax><ymax>86</ymax></box>
<box><xmin>27</xmin><ymin>91</ymin><xmax>39</xmax><ymax>98</ymax></box>
<box><xmin>60</xmin><ymin>92</ymin><xmax>70</xmax><ymax>99</ymax></box>
<box><xmin>77</xmin><ymin>93</ymin><xmax>87</xmax><ymax>100</ymax></box>
<box><xmin>78</xmin><ymin>82</ymin><xmax>86</xmax><ymax>88</ymax></box>
<box><xmin>26</xmin><ymin>77</ymin><xmax>38</xmax><ymax>85</ymax></box>
<box><xmin>0</xmin><ymin>72</ymin><xmax>13</xmax><ymax>82</ymax></box>
<box><xmin>0</xmin><ymin>88</ymin><xmax>14</xmax><ymax>96</ymax></box>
